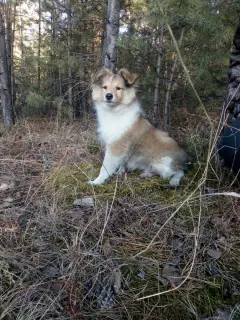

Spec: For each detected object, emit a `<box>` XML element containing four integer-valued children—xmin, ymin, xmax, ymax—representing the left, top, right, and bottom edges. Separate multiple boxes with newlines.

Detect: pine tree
<box><xmin>0</xmin><ymin>7</ymin><xmax>14</xmax><ymax>125</ymax></box>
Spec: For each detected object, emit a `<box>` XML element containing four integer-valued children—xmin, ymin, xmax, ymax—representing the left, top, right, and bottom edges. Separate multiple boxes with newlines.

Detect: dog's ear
<box><xmin>118</xmin><ymin>68</ymin><xmax>138</xmax><ymax>87</ymax></box>
<box><xmin>91</xmin><ymin>68</ymin><xmax>113</xmax><ymax>86</ymax></box>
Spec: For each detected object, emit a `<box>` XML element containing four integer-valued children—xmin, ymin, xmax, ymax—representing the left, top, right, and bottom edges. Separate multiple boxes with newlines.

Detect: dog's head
<box><xmin>91</xmin><ymin>68</ymin><xmax>138</xmax><ymax>107</ymax></box>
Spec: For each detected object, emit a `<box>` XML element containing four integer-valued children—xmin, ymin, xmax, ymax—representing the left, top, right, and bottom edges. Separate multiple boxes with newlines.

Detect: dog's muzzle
<box><xmin>105</xmin><ymin>93</ymin><xmax>113</xmax><ymax>101</ymax></box>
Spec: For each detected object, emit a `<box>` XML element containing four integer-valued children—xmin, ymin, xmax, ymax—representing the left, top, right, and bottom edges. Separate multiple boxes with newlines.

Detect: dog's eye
<box><xmin>116</xmin><ymin>87</ymin><xmax>122</xmax><ymax>90</ymax></box>
<box><xmin>103</xmin><ymin>86</ymin><xmax>107</xmax><ymax>89</ymax></box>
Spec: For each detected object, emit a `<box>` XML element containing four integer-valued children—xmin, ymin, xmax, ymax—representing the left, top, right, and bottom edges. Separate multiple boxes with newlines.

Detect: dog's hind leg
<box><xmin>169</xmin><ymin>170</ymin><xmax>184</xmax><ymax>186</ymax></box>
<box><xmin>152</xmin><ymin>157</ymin><xmax>184</xmax><ymax>186</ymax></box>
<box><xmin>115</xmin><ymin>166</ymin><xmax>126</xmax><ymax>175</ymax></box>
<box><xmin>89</xmin><ymin>151</ymin><xmax>123</xmax><ymax>185</ymax></box>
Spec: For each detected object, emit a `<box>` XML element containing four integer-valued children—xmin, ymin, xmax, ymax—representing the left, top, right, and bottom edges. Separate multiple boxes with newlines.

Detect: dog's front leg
<box><xmin>89</xmin><ymin>151</ymin><xmax>122</xmax><ymax>185</ymax></box>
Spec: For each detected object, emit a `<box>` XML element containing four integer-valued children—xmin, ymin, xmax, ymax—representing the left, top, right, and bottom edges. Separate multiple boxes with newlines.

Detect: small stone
<box><xmin>1</xmin><ymin>202</ymin><xmax>12</xmax><ymax>208</ymax></box>
<box><xmin>73</xmin><ymin>197</ymin><xmax>94</xmax><ymax>207</ymax></box>
<box><xmin>4</xmin><ymin>197</ymin><xmax>14</xmax><ymax>203</ymax></box>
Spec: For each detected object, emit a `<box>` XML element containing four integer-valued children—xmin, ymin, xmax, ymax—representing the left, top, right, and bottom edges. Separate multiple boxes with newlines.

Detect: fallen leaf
<box><xmin>1</xmin><ymin>202</ymin><xmax>12</xmax><ymax>209</ymax></box>
<box><xmin>204</xmin><ymin>186</ymin><xmax>217</xmax><ymax>194</ymax></box>
<box><xmin>0</xmin><ymin>183</ymin><xmax>10</xmax><ymax>191</ymax></box>
<box><xmin>112</xmin><ymin>268</ymin><xmax>122</xmax><ymax>294</ymax></box>
<box><xmin>137</xmin><ymin>270</ymin><xmax>146</xmax><ymax>280</ymax></box>
<box><xmin>200</xmin><ymin>309</ymin><xmax>232</xmax><ymax>320</ymax></box>
<box><xmin>102</xmin><ymin>239</ymin><xmax>112</xmax><ymax>257</ymax></box>
<box><xmin>42</xmin><ymin>265</ymin><xmax>60</xmax><ymax>278</ymax></box>
<box><xmin>162</xmin><ymin>264</ymin><xmax>181</xmax><ymax>285</ymax></box>
<box><xmin>157</xmin><ymin>276</ymin><xmax>169</xmax><ymax>286</ymax></box>
<box><xmin>207</xmin><ymin>249</ymin><xmax>222</xmax><ymax>259</ymax></box>
<box><xmin>167</xmin><ymin>257</ymin><xmax>180</xmax><ymax>266</ymax></box>
<box><xmin>209</xmin><ymin>217</ymin><xmax>222</xmax><ymax>226</ymax></box>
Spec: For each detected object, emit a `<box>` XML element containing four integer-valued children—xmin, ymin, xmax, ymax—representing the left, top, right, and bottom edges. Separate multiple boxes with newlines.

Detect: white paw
<box><xmin>169</xmin><ymin>177</ymin><xmax>180</xmax><ymax>187</ymax></box>
<box><xmin>88</xmin><ymin>179</ymin><xmax>103</xmax><ymax>185</ymax></box>
<box><xmin>139</xmin><ymin>171</ymin><xmax>154</xmax><ymax>178</ymax></box>
<box><xmin>169</xmin><ymin>171</ymin><xmax>184</xmax><ymax>187</ymax></box>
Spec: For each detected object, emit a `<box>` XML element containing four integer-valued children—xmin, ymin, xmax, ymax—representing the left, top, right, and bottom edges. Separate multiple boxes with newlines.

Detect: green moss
<box><xmin>121</xmin><ymin>262</ymin><xmax>238</xmax><ymax>319</ymax></box>
<box><xmin>87</xmin><ymin>138</ymin><xmax>101</xmax><ymax>154</ymax></box>
<box><xmin>46</xmin><ymin>161</ymin><xmax>196</xmax><ymax>203</ymax></box>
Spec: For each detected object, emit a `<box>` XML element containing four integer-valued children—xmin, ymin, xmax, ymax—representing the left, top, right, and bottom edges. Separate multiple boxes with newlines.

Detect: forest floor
<box><xmin>0</xmin><ymin>117</ymin><xmax>239</xmax><ymax>320</ymax></box>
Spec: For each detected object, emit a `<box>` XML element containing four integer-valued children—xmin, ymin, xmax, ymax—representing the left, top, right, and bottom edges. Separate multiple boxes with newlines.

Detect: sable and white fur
<box><xmin>89</xmin><ymin>68</ymin><xmax>188</xmax><ymax>186</ymax></box>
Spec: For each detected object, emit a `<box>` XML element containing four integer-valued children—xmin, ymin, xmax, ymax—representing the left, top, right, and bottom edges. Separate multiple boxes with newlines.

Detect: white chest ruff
<box><xmin>95</xmin><ymin>101</ymin><xmax>141</xmax><ymax>145</ymax></box>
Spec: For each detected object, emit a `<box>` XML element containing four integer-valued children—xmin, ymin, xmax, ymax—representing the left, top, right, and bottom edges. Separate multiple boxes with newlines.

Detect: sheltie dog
<box><xmin>89</xmin><ymin>68</ymin><xmax>188</xmax><ymax>186</ymax></box>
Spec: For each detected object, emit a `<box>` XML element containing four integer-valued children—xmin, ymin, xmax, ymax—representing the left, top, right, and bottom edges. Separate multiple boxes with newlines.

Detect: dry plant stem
<box><xmin>202</xmin><ymin>191</ymin><xmax>240</xmax><ymax>198</ymax></box>
<box><xmin>136</xmin><ymin>189</ymin><xmax>202</xmax><ymax>301</ymax></box>
<box><xmin>134</xmin><ymin>8</ymin><xmax>231</xmax><ymax>300</ymax></box>
<box><xmin>164</xmin><ymin>18</ymin><xmax>212</xmax><ymax>124</ymax></box>
<box><xmin>133</xmin><ymin>179</ymin><xmax>204</xmax><ymax>259</ymax></box>
<box><xmin>96</xmin><ymin>176</ymin><xmax>119</xmax><ymax>247</ymax></box>
<box><xmin>0</xmin><ymin>159</ymin><xmax>41</xmax><ymax>164</ymax></box>
<box><xmin>133</xmin><ymin>184</ymin><xmax>239</xmax><ymax>260</ymax></box>
<box><xmin>162</xmin><ymin>11</ymin><xmax>216</xmax><ymax>180</ymax></box>
<box><xmin>22</xmin><ymin>147</ymin><xmax>69</xmax><ymax>212</ymax></box>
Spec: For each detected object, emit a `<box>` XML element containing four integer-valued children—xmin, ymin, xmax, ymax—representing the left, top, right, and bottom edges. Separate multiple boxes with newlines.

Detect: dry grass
<box><xmin>0</xmin><ymin>118</ymin><xmax>239</xmax><ymax>320</ymax></box>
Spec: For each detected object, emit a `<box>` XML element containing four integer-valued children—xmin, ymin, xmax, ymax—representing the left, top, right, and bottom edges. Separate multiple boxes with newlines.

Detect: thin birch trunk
<box><xmin>102</xmin><ymin>0</ymin><xmax>120</xmax><ymax>71</ymax></box>
<box><xmin>153</xmin><ymin>26</ymin><xmax>164</xmax><ymax>128</ymax></box>
<box><xmin>59</xmin><ymin>68</ymin><xmax>62</xmax><ymax>97</ymax></box>
<box><xmin>163</xmin><ymin>29</ymin><xmax>184</xmax><ymax>130</ymax></box>
<box><xmin>81</xmin><ymin>63</ymin><xmax>87</xmax><ymax>117</ymax></box>
<box><xmin>101</xmin><ymin>0</ymin><xmax>108</xmax><ymax>67</ymax></box>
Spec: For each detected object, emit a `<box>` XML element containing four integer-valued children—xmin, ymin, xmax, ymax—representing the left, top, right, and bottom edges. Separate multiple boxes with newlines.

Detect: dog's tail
<box><xmin>175</xmin><ymin>149</ymin><xmax>193</xmax><ymax>171</ymax></box>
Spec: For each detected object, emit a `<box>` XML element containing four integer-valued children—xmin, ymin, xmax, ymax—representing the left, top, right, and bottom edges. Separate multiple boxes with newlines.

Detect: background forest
<box><xmin>0</xmin><ymin>1</ymin><xmax>240</xmax><ymax>320</ymax></box>
<box><xmin>1</xmin><ymin>0</ymin><xmax>239</xmax><ymax>125</ymax></box>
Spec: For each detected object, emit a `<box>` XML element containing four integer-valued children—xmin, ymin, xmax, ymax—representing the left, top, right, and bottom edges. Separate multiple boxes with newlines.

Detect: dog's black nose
<box><xmin>106</xmin><ymin>93</ymin><xmax>113</xmax><ymax>101</ymax></box>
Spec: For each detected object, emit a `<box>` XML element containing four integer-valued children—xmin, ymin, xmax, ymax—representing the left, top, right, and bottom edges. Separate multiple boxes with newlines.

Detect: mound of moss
<box><xmin>46</xmin><ymin>161</ymin><xmax>200</xmax><ymax>204</ymax></box>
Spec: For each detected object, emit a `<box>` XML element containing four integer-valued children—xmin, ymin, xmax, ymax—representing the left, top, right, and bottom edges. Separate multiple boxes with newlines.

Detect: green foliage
<box><xmin>11</xmin><ymin>0</ymin><xmax>240</xmax><ymax>121</ymax></box>
<box><xmin>87</xmin><ymin>138</ymin><xmax>101</xmax><ymax>155</ymax></box>
<box><xmin>25</xmin><ymin>92</ymin><xmax>51</xmax><ymax>116</ymax></box>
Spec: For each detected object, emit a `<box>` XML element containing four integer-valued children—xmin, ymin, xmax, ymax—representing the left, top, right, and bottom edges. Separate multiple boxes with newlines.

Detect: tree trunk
<box><xmin>0</xmin><ymin>8</ymin><xmax>14</xmax><ymax>125</ymax></box>
<box><xmin>38</xmin><ymin>0</ymin><xmax>41</xmax><ymax>92</ymax></box>
<box><xmin>163</xmin><ymin>29</ymin><xmax>184</xmax><ymax>130</ymax></box>
<box><xmin>101</xmin><ymin>1</ymin><xmax>108</xmax><ymax>66</ymax></box>
<box><xmin>9</xmin><ymin>3</ymin><xmax>16</xmax><ymax>108</ymax></box>
<box><xmin>81</xmin><ymin>63</ymin><xmax>87</xmax><ymax>117</ymax></box>
<box><xmin>101</xmin><ymin>0</ymin><xmax>120</xmax><ymax>71</ymax></box>
<box><xmin>67</xmin><ymin>0</ymin><xmax>73</xmax><ymax>118</ymax></box>
<box><xmin>19</xmin><ymin>2</ymin><xmax>24</xmax><ymax>61</ymax></box>
<box><xmin>153</xmin><ymin>25</ymin><xmax>164</xmax><ymax>128</ymax></box>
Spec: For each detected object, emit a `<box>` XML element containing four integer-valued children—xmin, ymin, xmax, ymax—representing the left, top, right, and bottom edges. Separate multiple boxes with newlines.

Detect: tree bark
<box><xmin>38</xmin><ymin>0</ymin><xmax>41</xmax><ymax>92</ymax></box>
<box><xmin>67</xmin><ymin>0</ymin><xmax>73</xmax><ymax>118</ymax></box>
<box><xmin>0</xmin><ymin>8</ymin><xmax>14</xmax><ymax>125</ymax></box>
<box><xmin>101</xmin><ymin>0</ymin><xmax>120</xmax><ymax>71</ymax></box>
<box><xmin>153</xmin><ymin>25</ymin><xmax>164</xmax><ymax>128</ymax></box>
